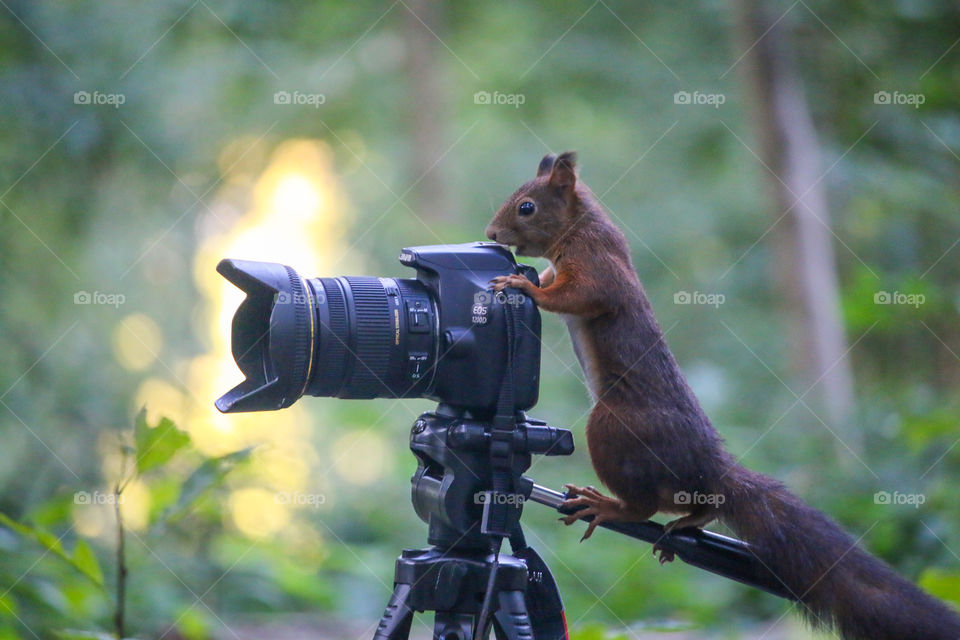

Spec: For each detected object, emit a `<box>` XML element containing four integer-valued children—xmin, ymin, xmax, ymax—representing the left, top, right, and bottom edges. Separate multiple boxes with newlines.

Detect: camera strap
<box><xmin>482</xmin><ymin>296</ymin><xmax>522</xmax><ymax>539</ymax></box>
<box><xmin>476</xmin><ymin>294</ymin><xmax>524</xmax><ymax>640</ymax></box>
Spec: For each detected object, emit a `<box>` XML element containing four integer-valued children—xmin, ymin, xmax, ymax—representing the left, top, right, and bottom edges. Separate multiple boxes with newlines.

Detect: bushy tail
<box><xmin>720</xmin><ymin>465</ymin><xmax>960</xmax><ymax>640</ymax></box>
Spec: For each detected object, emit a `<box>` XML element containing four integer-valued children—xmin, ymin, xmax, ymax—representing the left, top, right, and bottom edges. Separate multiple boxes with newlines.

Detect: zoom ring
<box><xmin>344</xmin><ymin>277</ymin><xmax>393</xmax><ymax>398</ymax></box>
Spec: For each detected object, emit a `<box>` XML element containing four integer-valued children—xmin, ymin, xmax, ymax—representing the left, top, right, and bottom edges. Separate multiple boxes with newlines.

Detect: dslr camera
<box><xmin>215</xmin><ymin>242</ymin><xmax>542</xmax><ymax>415</ymax></box>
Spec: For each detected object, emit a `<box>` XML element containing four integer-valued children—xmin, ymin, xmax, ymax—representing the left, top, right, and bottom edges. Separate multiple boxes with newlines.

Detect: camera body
<box><xmin>216</xmin><ymin>242</ymin><xmax>542</xmax><ymax>415</ymax></box>
<box><xmin>398</xmin><ymin>242</ymin><xmax>541</xmax><ymax>414</ymax></box>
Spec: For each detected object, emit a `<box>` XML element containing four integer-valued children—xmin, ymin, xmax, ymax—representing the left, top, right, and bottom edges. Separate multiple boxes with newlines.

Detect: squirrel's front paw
<box><xmin>489</xmin><ymin>274</ymin><xmax>530</xmax><ymax>293</ymax></box>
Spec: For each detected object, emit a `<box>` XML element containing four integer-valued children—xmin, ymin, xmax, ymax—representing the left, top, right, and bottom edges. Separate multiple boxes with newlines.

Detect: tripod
<box><xmin>373</xmin><ymin>406</ymin><xmax>573</xmax><ymax>640</ymax></box>
<box><xmin>372</xmin><ymin>405</ymin><xmax>797</xmax><ymax>639</ymax></box>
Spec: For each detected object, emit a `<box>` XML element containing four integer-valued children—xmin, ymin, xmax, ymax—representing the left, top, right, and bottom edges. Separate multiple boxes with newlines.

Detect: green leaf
<box><xmin>0</xmin><ymin>513</ymin><xmax>66</xmax><ymax>556</ymax></box>
<box><xmin>71</xmin><ymin>539</ymin><xmax>103</xmax><ymax>587</ymax></box>
<box><xmin>0</xmin><ymin>513</ymin><xmax>104</xmax><ymax>590</ymax></box>
<box><xmin>145</xmin><ymin>474</ymin><xmax>182</xmax><ymax>526</ymax></box>
<box><xmin>153</xmin><ymin>447</ymin><xmax>253</xmax><ymax>528</ymax></box>
<box><xmin>25</xmin><ymin>493</ymin><xmax>76</xmax><ymax>529</ymax></box>
<box><xmin>134</xmin><ymin>409</ymin><xmax>191</xmax><ymax>474</ymax></box>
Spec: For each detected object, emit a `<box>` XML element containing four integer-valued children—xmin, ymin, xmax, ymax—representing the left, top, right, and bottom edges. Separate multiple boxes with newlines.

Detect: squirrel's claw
<box><xmin>563</xmin><ymin>483</ymin><xmax>605</xmax><ymax>500</ymax></box>
<box><xmin>560</xmin><ymin>506</ymin><xmax>606</xmax><ymax>541</ymax></box>
<box><xmin>489</xmin><ymin>274</ymin><xmax>529</xmax><ymax>292</ymax></box>
<box><xmin>652</xmin><ymin>541</ymin><xmax>676</xmax><ymax>564</ymax></box>
<box><xmin>560</xmin><ymin>483</ymin><xmax>631</xmax><ymax>542</ymax></box>
<box><xmin>560</xmin><ymin>503</ymin><xmax>596</xmax><ymax>526</ymax></box>
<box><xmin>581</xmin><ymin>513</ymin><xmax>607</xmax><ymax>541</ymax></box>
<box><xmin>489</xmin><ymin>275</ymin><xmax>510</xmax><ymax>292</ymax></box>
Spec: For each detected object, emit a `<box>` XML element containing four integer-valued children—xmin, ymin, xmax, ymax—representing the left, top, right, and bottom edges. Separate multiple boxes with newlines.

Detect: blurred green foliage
<box><xmin>0</xmin><ymin>0</ymin><xmax>959</xmax><ymax>638</ymax></box>
<box><xmin>0</xmin><ymin>410</ymin><xmax>258</xmax><ymax>638</ymax></box>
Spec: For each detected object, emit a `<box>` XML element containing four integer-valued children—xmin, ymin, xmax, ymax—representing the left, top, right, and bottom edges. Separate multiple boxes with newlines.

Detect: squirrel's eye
<box><xmin>518</xmin><ymin>201</ymin><xmax>535</xmax><ymax>216</ymax></box>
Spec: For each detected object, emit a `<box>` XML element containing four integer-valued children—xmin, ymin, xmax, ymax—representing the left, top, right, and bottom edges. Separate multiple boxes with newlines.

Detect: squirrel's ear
<box><xmin>537</xmin><ymin>154</ymin><xmax>556</xmax><ymax>177</ymax></box>
<box><xmin>549</xmin><ymin>151</ymin><xmax>577</xmax><ymax>190</ymax></box>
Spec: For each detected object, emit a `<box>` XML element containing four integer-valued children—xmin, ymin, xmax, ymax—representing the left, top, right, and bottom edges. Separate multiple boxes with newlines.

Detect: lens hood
<box><xmin>214</xmin><ymin>259</ymin><xmax>313</xmax><ymax>412</ymax></box>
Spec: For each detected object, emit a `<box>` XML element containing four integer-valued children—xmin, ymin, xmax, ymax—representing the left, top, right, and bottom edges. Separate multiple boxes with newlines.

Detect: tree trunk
<box><xmin>401</xmin><ymin>0</ymin><xmax>450</xmax><ymax>221</ymax></box>
<box><xmin>732</xmin><ymin>0</ymin><xmax>858</xmax><ymax>452</ymax></box>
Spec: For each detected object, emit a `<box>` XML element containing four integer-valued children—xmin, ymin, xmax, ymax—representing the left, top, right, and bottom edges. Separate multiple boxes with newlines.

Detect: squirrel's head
<box><xmin>485</xmin><ymin>151</ymin><xmax>578</xmax><ymax>259</ymax></box>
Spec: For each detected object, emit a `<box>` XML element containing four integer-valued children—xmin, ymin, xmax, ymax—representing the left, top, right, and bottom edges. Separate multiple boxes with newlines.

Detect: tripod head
<box><xmin>409</xmin><ymin>404</ymin><xmax>574</xmax><ymax>550</ymax></box>
<box><xmin>369</xmin><ymin>407</ymin><xmax>573</xmax><ymax>640</ymax></box>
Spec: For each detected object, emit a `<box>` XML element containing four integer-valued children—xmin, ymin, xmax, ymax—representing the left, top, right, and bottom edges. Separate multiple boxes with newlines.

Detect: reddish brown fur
<box><xmin>486</xmin><ymin>152</ymin><xmax>960</xmax><ymax>640</ymax></box>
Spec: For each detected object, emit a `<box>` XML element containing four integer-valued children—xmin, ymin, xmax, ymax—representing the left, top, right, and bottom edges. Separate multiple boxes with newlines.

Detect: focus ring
<box><xmin>344</xmin><ymin>277</ymin><xmax>392</xmax><ymax>397</ymax></box>
<box><xmin>316</xmin><ymin>278</ymin><xmax>349</xmax><ymax>396</ymax></box>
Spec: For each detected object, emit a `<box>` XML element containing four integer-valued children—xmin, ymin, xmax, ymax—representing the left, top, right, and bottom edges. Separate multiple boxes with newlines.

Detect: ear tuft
<box><xmin>537</xmin><ymin>154</ymin><xmax>557</xmax><ymax>177</ymax></box>
<box><xmin>549</xmin><ymin>151</ymin><xmax>578</xmax><ymax>190</ymax></box>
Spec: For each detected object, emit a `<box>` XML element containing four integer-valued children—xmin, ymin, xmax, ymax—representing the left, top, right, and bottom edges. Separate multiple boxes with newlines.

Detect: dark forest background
<box><xmin>0</xmin><ymin>1</ymin><xmax>958</xmax><ymax>638</ymax></box>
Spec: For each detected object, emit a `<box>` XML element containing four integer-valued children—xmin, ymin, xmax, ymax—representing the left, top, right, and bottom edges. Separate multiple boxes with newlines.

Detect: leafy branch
<box><xmin>0</xmin><ymin>410</ymin><xmax>252</xmax><ymax>639</ymax></box>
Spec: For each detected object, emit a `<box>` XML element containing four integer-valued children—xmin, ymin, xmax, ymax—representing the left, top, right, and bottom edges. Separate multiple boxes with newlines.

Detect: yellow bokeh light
<box><xmin>119</xmin><ymin>480</ymin><xmax>151</xmax><ymax>531</ymax></box>
<box><xmin>279</xmin><ymin>521</ymin><xmax>328</xmax><ymax>568</ymax></box>
<box><xmin>72</xmin><ymin>481</ymin><xmax>151</xmax><ymax>537</ymax></box>
<box><xmin>181</xmin><ymin>138</ymin><xmax>359</xmax><ymax>538</ymax></box>
<box><xmin>72</xmin><ymin>500</ymin><xmax>109</xmax><ymax>539</ymax></box>
<box><xmin>258</xmin><ymin>442</ymin><xmax>315</xmax><ymax>493</ymax></box>
<box><xmin>271</xmin><ymin>174</ymin><xmax>322</xmax><ymax>221</ymax></box>
<box><xmin>331</xmin><ymin>430</ymin><xmax>391</xmax><ymax>486</ymax></box>
<box><xmin>229</xmin><ymin>487</ymin><xmax>289</xmax><ymax>538</ymax></box>
<box><xmin>113</xmin><ymin>313</ymin><xmax>163</xmax><ymax>371</ymax></box>
<box><xmin>185</xmin><ymin>139</ymin><xmax>354</xmax><ymax>457</ymax></box>
<box><xmin>132</xmin><ymin>377</ymin><xmax>188</xmax><ymax>428</ymax></box>
<box><xmin>98</xmin><ymin>430</ymin><xmax>128</xmax><ymax>484</ymax></box>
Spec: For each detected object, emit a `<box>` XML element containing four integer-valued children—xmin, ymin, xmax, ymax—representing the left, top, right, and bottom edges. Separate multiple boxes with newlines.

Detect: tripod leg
<box><xmin>512</xmin><ymin>546</ymin><xmax>568</xmax><ymax>640</ymax></box>
<box><xmin>373</xmin><ymin>583</ymin><xmax>415</xmax><ymax>640</ymax></box>
<box><xmin>491</xmin><ymin>590</ymin><xmax>534</xmax><ymax>640</ymax></box>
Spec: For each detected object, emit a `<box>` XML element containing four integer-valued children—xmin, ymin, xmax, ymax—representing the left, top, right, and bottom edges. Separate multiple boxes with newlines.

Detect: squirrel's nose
<box><xmin>486</xmin><ymin>228</ymin><xmax>497</xmax><ymax>242</ymax></box>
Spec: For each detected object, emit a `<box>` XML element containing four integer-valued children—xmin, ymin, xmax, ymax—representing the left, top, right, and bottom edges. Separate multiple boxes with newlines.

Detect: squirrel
<box><xmin>485</xmin><ymin>151</ymin><xmax>960</xmax><ymax>640</ymax></box>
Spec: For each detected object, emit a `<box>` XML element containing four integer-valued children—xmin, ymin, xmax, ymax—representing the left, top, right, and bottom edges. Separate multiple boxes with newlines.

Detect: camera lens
<box><xmin>307</xmin><ymin>276</ymin><xmax>436</xmax><ymax>399</ymax></box>
<box><xmin>215</xmin><ymin>259</ymin><xmax>437</xmax><ymax>413</ymax></box>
